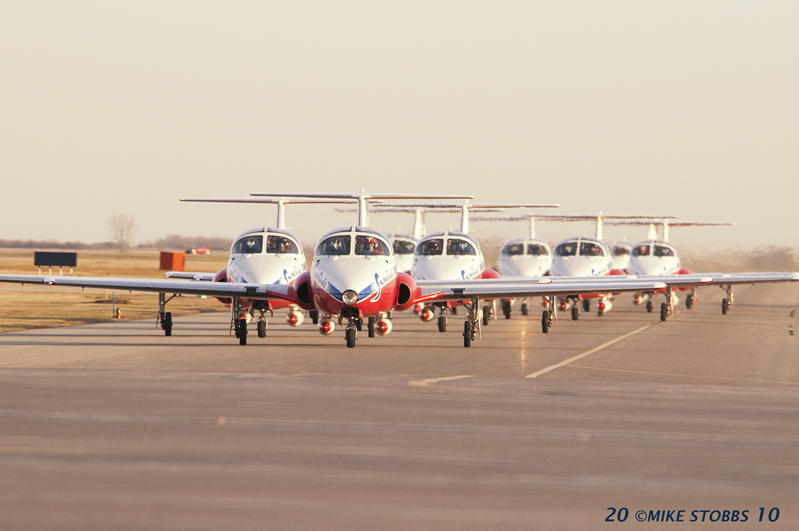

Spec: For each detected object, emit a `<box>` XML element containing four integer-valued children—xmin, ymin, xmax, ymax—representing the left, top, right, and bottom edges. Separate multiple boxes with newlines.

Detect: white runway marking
<box><xmin>408</xmin><ymin>375</ymin><xmax>474</xmax><ymax>388</ymax></box>
<box><xmin>525</xmin><ymin>324</ymin><xmax>653</xmax><ymax>379</ymax></box>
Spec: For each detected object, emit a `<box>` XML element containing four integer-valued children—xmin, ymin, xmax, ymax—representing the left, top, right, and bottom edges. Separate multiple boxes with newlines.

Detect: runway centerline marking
<box><xmin>408</xmin><ymin>375</ymin><xmax>474</xmax><ymax>388</ymax></box>
<box><xmin>525</xmin><ymin>324</ymin><xmax>653</xmax><ymax>379</ymax></box>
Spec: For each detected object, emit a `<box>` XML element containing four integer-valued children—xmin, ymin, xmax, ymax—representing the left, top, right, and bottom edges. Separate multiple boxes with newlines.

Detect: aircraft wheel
<box><xmin>660</xmin><ymin>303</ymin><xmax>669</xmax><ymax>321</ymax></box>
<box><xmin>368</xmin><ymin>316</ymin><xmax>376</xmax><ymax>338</ymax></box>
<box><xmin>163</xmin><ymin>312</ymin><xmax>173</xmax><ymax>336</ymax></box>
<box><xmin>646</xmin><ymin>300</ymin><xmax>653</xmax><ymax>313</ymax></box>
<box><xmin>685</xmin><ymin>294</ymin><xmax>694</xmax><ymax>310</ymax></box>
<box><xmin>582</xmin><ymin>299</ymin><xmax>590</xmax><ymax>312</ymax></box>
<box><xmin>257</xmin><ymin>319</ymin><xmax>267</xmax><ymax>338</ymax></box>
<box><xmin>438</xmin><ymin>315</ymin><xmax>447</xmax><ymax>333</ymax></box>
<box><xmin>356</xmin><ymin>318</ymin><xmax>363</xmax><ymax>332</ymax></box>
<box><xmin>310</xmin><ymin>310</ymin><xmax>319</xmax><ymax>324</ymax></box>
<box><xmin>451</xmin><ymin>306</ymin><xmax>457</xmax><ymax>316</ymax></box>
<box><xmin>541</xmin><ymin>310</ymin><xmax>550</xmax><ymax>333</ymax></box>
<box><xmin>571</xmin><ymin>306</ymin><xmax>579</xmax><ymax>321</ymax></box>
<box><xmin>238</xmin><ymin>318</ymin><xmax>248</xmax><ymax>345</ymax></box>
<box><xmin>502</xmin><ymin>300</ymin><xmax>511</xmax><ymax>319</ymax></box>
<box><xmin>482</xmin><ymin>305</ymin><xmax>490</xmax><ymax>326</ymax></box>
<box><xmin>346</xmin><ymin>327</ymin><xmax>356</xmax><ymax>348</ymax></box>
<box><xmin>521</xmin><ymin>302</ymin><xmax>529</xmax><ymax>316</ymax></box>
<box><xmin>463</xmin><ymin>321</ymin><xmax>472</xmax><ymax>347</ymax></box>
<box><xmin>722</xmin><ymin>298</ymin><xmax>729</xmax><ymax>315</ymax></box>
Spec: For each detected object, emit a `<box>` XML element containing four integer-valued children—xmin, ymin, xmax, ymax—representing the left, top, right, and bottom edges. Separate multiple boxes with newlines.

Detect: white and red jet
<box><xmin>604</xmin><ymin>219</ymin><xmax>734</xmax><ymax>317</ymax></box>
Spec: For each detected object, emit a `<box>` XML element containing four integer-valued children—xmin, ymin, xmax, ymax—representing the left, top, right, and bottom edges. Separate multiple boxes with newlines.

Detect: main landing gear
<box><xmin>156</xmin><ymin>292</ymin><xmax>178</xmax><ymax>336</ymax></box>
<box><xmin>462</xmin><ymin>298</ymin><xmax>481</xmax><ymax>347</ymax></box>
<box><xmin>721</xmin><ymin>284</ymin><xmax>734</xmax><ymax>315</ymax></box>
<box><xmin>541</xmin><ymin>295</ymin><xmax>557</xmax><ymax>333</ymax></box>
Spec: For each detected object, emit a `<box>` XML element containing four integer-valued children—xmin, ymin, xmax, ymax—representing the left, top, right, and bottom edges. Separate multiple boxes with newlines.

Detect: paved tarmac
<box><xmin>0</xmin><ymin>284</ymin><xmax>796</xmax><ymax>530</ymax></box>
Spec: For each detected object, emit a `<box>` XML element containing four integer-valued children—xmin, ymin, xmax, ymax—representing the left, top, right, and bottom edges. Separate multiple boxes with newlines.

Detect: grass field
<box><xmin>0</xmin><ymin>249</ymin><xmax>229</xmax><ymax>333</ymax></box>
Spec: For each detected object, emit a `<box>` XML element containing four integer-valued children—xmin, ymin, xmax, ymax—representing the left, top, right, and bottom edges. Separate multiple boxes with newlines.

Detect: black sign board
<box><xmin>34</xmin><ymin>252</ymin><xmax>78</xmax><ymax>267</ymax></box>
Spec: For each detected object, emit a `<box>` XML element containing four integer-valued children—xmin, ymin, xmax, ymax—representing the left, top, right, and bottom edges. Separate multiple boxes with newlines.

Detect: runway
<box><xmin>0</xmin><ymin>286</ymin><xmax>797</xmax><ymax>530</ymax></box>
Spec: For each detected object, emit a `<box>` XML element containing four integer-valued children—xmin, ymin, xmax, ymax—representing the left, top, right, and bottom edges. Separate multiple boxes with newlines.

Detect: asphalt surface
<box><xmin>0</xmin><ymin>284</ymin><xmax>797</xmax><ymax>530</ymax></box>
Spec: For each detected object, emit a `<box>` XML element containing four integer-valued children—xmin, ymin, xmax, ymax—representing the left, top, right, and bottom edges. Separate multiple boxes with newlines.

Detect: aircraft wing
<box><xmin>415</xmin><ymin>278</ymin><xmax>669</xmax><ymax>301</ymax></box>
<box><xmin>164</xmin><ymin>271</ymin><xmax>216</xmax><ymax>281</ymax></box>
<box><xmin>0</xmin><ymin>274</ymin><xmax>297</xmax><ymax>303</ymax></box>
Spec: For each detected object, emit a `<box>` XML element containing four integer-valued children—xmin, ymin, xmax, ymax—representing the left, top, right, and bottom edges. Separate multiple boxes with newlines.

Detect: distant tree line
<box><xmin>0</xmin><ymin>235</ymin><xmax>231</xmax><ymax>251</ymax></box>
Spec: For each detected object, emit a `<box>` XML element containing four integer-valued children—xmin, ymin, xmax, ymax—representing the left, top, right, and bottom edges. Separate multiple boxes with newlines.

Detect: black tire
<box><xmin>482</xmin><ymin>305</ymin><xmax>490</xmax><ymax>326</ymax></box>
<box><xmin>346</xmin><ymin>327</ymin><xmax>356</xmax><ymax>348</ymax></box>
<box><xmin>163</xmin><ymin>312</ymin><xmax>172</xmax><ymax>337</ymax></box>
<box><xmin>368</xmin><ymin>316</ymin><xmax>376</xmax><ymax>338</ymax></box>
<box><xmin>571</xmin><ymin>306</ymin><xmax>579</xmax><ymax>321</ymax></box>
<box><xmin>541</xmin><ymin>310</ymin><xmax>550</xmax><ymax>333</ymax></box>
<box><xmin>660</xmin><ymin>303</ymin><xmax>668</xmax><ymax>321</ymax></box>
<box><xmin>257</xmin><ymin>319</ymin><xmax>267</xmax><ymax>338</ymax></box>
<box><xmin>722</xmin><ymin>298</ymin><xmax>729</xmax><ymax>315</ymax></box>
<box><xmin>310</xmin><ymin>310</ymin><xmax>319</xmax><ymax>324</ymax></box>
<box><xmin>646</xmin><ymin>300</ymin><xmax>653</xmax><ymax>313</ymax></box>
<box><xmin>521</xmin><ymin>302</ymin><xmax>529</xmax><ymax>316</ymax></box>
<box><xmin>582</xmin><ymin>299</ymin><xmax>590</xmax><ymax>312</ymax></box>
<box><xmin>438</xmin><ymin>315</ymin><xmax>447</xmax><ymax>333</ymax></box>
<box><xmin>451</xmin><ymin>306</ymin><xmax>457</xmax><ymax>316</ymax></box>
<box><xmin>463</xmin><ymin>321</ymin><xmax>472</xmax><ymax>347</ymax></box>
<box><xmin>502</xmin><ymin>300</ymin><xmax>511</xmax><ymax>320</ymax></box>
<box><xmin>238</xmin><ymin>318</ymin><xmax>247</xmax><ymax>345</ymax></box>
<box><xmin>685</xmin><ymin>295</ymin><xmax>694</xmax><ymax>310</ymax></box>
<box><xmin>356</xmin><ymin>318</ymin><xmax>363</xmax><ymax>332</ymax></box>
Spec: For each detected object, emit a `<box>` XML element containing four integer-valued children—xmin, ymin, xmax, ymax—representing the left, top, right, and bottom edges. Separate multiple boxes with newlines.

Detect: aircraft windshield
<box><xmin>654</xmin><ymin>245</ymin><xmax>675</xmax><ymax>257</ymax></box>
<box><xmin>447</xmin><ymin>238</ymin><xmax>476</xmax><ymax>256</ymax></box>
<box><xmin>527</xmin><ymin>244</ymin><xmax>549</xmax><ymax>256</ymax></box>
<box><xmin>418</xmin><ymin>239</ymin><xmax>443</xmax><ymax>256</ymax></box>
<box><xmin>393</xmin><ymin>240</ymin><xmax>416</xmax><ymax>255</ymax></box>
<box><xmin>613</xmin><ymin>246</ymin><xmax>630</xmax><ymax>257</ymax></box>
<box><xmin>317</xmin><ymin>235</ymin><xmax>351</xmax><ymax>256</ymax></box>
<box><xmin>266</xmin><ymin>235</ymin><xmax>299</xmax><ymax>254</ymax></box>
<box><xmin>579</xmin><ymin>242</ymin><xmax>605</xmax><ymax>257</ymax></box>
<box><xmin>633</xmin><ymin>245</ymin><xmax>651</xmax><ymax>257</ymax></box>
<box><xmin>555</xmin><ymin>242</ymin><xmax>577</xmax><ymax>257</ymax></box>
<box><xmin>233</xmin><ymin>235</ymin><xmax>263</xmax><ymax>254</ymax></box>
<box><xmin>502</xmin><ymin>243</ymin><xmax>524</xmax><ymax>256</ymax></box>
<box><xmin>354</xmin><ymin>235</ymin><xmax>390</xmax><ymax>256</ymax></box>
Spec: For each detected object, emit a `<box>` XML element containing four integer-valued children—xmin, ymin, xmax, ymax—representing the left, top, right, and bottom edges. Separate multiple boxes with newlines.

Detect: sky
<box><xmin>1</xmin><ymin>1</ymin><xmax>797</xmax><ymax>252</ymax></box>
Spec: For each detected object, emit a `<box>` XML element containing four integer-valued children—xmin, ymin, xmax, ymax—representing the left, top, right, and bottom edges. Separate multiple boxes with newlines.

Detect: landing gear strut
<box><xmin>660</xmin><ymin>287</ymin><xmax>674</xmax><ymax>321</ymax></box>
<box><xmin>463</xmin><ymin>298</ymin><xmax>480</xmax><ymax>347</ymax></box>
<box><xmin>156</xmin><ymin>292</ymin><xmax>177</xmax><ymax>336</ymax></box>
<box><xmin>231</xmin><ymin>297</ymin><xmax>248</xmax><ymax>345</ymax></box>
<box><xmin>721</xmin><ymin>284</ymin><xmax>734</xmax><ymax>315</ymax></box>
<box><xmin>438</xmin><ymin>306</ymin><xmax>448</xmax><ymax>333</ymax></box>
<box><xmin>541</xmin><ymin>296</ymin><xmax>556</xmax><ymax>333</ymax></box>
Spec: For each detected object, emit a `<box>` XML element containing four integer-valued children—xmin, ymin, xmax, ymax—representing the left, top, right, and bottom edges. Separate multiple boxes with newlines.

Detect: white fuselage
<box><xmin>411</xmin><ymin>232</ymin><xmax>485</xmax><ymax>281</ymax></box>
<box><xmin>226</xmin><ymin>227</ymin><xmax>306</xmax><ymax>285</ymax></box>
<box><xmin>310</xmin><ymin>227</ymin><xmax>397</xmax><ymax>315</ymax></box>
<box><xmin>498</xmin><ymin>238</ymin><xmax>552</xmax><ymax>278</ymax></box>
<box><xmin>550</xmin><ymin>237</ymin><xmax>613</xmax><ymax>277</ymax></box>
<box><xmin>626</xmin><ymin>240</ymin><xmax>681</xmax><ymax>276</ymax></box>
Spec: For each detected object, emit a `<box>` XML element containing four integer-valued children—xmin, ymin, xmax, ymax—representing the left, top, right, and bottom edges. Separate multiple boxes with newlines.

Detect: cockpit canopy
<box><xmin>612</xmin><ymin>245</ymin><xmax>631</xmax><ymax>257</ymax></box>
<box><xmin>632</xmin><ymin>243</ymin><xmax>676</xmax><ymax>257</ymax></box>
<box><xmin>316</xmin><ymin>232</ymin><xmax>391</xmax><ymax>256</ymax></box>
<box><xmin>554</xmin><ymin>240</ymin><xmax>606</xmax><ymax>258</ymax></box>
<box><xmin>416</xmin><ymin>235</ymin><xmax>478</xmax><ymax>256</ymax></box>
<box><xmin>502</xmin><ymin>242</ymin><xmax>550</xmax><ymax>256</ymax></box>
<box><xmin>392</xmin><ymin>239</ymin><xmax>416</xmax><ymax>255</ymax></box>
<box><xmin>232</xmin><ymin>232</ymin><xmax>300</xmax><ymax>255</ymax></box>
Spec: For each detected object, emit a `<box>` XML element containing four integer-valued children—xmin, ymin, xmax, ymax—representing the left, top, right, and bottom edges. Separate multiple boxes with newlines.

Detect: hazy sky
<box><xmin>1</xmin><ymin>1</ymin><xmax>797</xmax><ymax>251</ymax></box>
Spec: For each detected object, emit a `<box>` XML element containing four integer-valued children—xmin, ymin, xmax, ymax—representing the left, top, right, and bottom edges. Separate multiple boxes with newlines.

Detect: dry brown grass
<box><xmin>0</xmin><ymin>249</ymin><xmax>228</xmax><ymax>333</ymax></box>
